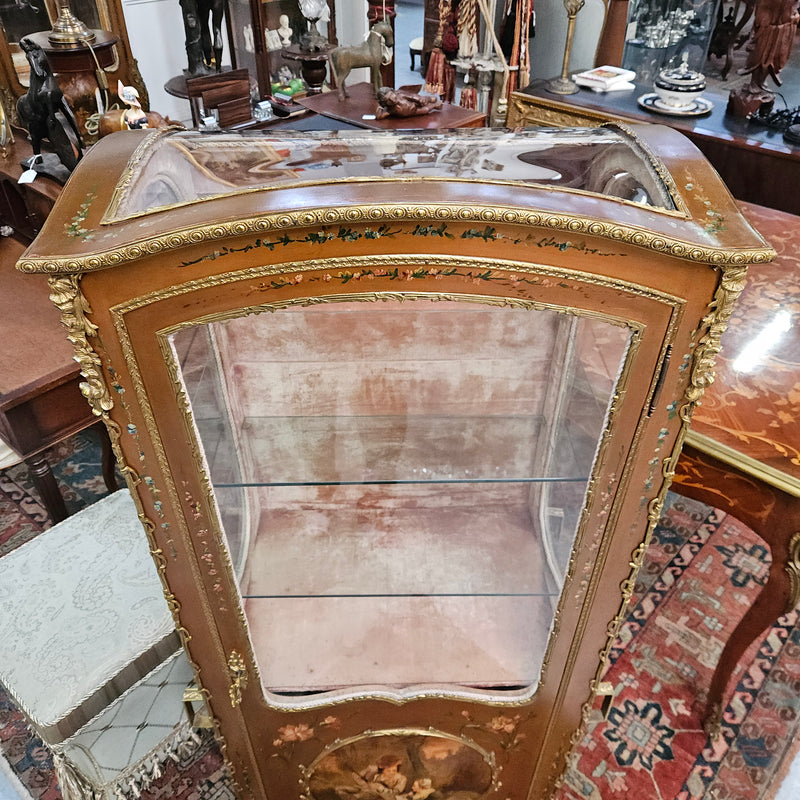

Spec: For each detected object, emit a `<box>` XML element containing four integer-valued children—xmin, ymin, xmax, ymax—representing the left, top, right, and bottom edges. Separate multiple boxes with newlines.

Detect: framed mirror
<box><xmin>0</xmin><ymin>0</ymin><xmax>144</xmax><ymax>124</ymax></box>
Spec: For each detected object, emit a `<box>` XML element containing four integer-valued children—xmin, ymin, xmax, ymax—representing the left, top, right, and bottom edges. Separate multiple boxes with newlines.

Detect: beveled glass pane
<box><xmin>169</xmin><ymin>298</ymin><xmax>631</xmax><ymax>696</ymax></box>
<box><xmin>111</xmin><ymin>128</ymin><xmax>675</xmax><ymax>220</ymax></box>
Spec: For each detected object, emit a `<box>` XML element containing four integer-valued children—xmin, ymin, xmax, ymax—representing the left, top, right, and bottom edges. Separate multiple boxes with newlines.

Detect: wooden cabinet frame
<box><xmin>226</xmin><ymin>0</ymin><xmax>337</xmax><ymax>98</ymax></box>
<box><xmin>18</xmin><ymin>124</ymin><xmax>773</xmax><ymax>800</ymax></box>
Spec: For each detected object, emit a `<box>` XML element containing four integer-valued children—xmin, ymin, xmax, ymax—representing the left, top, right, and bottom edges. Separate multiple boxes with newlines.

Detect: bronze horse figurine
<box><xmin>16</xmin><ymin>38</ymin><xmax>82</xmax><ymax>172</ymax></box>
<box><xmin>329</xmin><ymin>20</ymin><xmax>394</xmax><ymax>101</ymax></box>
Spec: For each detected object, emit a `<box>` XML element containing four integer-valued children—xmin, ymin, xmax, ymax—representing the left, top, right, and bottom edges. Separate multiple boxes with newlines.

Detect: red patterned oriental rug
<box><xmin>0</xmin><ymin>436</ymin><xmax>798</xmax><ymax>800</ymax></box>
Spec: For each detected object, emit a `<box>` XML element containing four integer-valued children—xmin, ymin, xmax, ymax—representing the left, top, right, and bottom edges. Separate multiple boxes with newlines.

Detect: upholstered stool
<box><xmin>54</xmin><ymin>651</ymin><xmax>201</xmax><ymax>800</ymax></box>
<box><xmin>0</xmin><ymin>489</ymin><xmax>195</xmax><ymax>799</ymax></box>
<box><xmin>409</xmin><ymin>36</ymin><xmax>423</xmax><ymax>71</ymax></box>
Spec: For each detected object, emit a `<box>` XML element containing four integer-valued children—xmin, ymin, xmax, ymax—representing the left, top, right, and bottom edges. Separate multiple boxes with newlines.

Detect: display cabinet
<box><xmin>226</xmin><ymin>0</ymin><xmax>337</xmax><ymax>98</ymax></box>
<box><xmin>621</xmin><ymin>0</ymin><xmax>720</xmax><ymax>84</ymax></box>
<box><xmin>19</xmin><ymin>125</ymin><xmax>772</xmax><ymax>800</ymax></box>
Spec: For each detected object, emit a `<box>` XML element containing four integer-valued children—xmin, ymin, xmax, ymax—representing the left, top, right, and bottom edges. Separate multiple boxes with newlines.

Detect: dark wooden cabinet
<box><xmin>507</xmin><ymin>81</ymin><xmax>800</xmax><ymax>215</ymax></box>
<box><xmin>226</xmin><ymin>0</ymin><xmax>337</xmax><ymax>98</ymax></box>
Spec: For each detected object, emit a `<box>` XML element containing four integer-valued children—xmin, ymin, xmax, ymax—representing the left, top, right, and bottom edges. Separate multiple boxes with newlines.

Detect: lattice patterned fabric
<box><xmin>0</xmin><ymin>489</ymin><xmax>178</xmax><ymax>741</ymax></box>
<box><xmin>55</xmin><ymin>650</ymin><xmax>202</xmax><ymax>800</ymax></box>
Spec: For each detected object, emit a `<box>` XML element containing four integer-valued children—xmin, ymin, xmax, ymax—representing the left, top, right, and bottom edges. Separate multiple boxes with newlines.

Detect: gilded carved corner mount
<box><xmin>785</xmin><ymin>531</ymin><xmax>800</xmax><ymax>613</ymax></box>
<box><xmin>47</xmin><ymin>275</ymin><xmax>113</xmax><ymax>416</ymax></box>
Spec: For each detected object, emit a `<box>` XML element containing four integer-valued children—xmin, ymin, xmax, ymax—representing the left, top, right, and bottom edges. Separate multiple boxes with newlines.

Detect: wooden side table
<box><xmin>0</xmin><ymin>234</ymin><xmax>116</xmax><ymax>522</ymax></box>
<box><xmin>297</xmin><ymin>81</ymin><xmax>485</xmax><ymax>129</ymax></box>
<box><xmin>0</xmin><ymin>138</ymin><xmax>116</xmax><ymax>521</ymax></box>
<box><xmin>673</xmin><ymin>200</ymin><xmax>800</xmax><ymax>731</ymax></box>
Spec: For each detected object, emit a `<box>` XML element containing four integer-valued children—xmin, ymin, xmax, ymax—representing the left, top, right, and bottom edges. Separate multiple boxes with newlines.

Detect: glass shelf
<box><xmin>201</xmin><ymin>415</ymin><xmax>590</xmax><ymax>485</ymax></box>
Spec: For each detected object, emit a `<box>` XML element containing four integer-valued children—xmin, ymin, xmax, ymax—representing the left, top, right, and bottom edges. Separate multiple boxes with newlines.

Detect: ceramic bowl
<box><xmin>654</xmin><ymin>63</ymin><xmax>706</xmax><ymax>108</ymax></box>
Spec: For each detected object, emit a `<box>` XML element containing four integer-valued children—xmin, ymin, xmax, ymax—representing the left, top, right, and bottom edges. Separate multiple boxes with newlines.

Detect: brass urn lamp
<box><xmin>49</xmin><ymin>1</ymin><xmax>95</xmax><ymax>45</ymax></box>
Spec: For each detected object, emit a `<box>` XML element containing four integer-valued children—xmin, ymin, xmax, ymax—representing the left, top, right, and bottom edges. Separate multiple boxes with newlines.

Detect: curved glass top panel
<box><xmin>168</xmin><ymin>297</ymin><xmax>632</xmax><ymax>699</ymax></box>
<box><xmin>109</xmin><ymin>128</ymin><xmax>675</xmax><ymax>221</ymax></box>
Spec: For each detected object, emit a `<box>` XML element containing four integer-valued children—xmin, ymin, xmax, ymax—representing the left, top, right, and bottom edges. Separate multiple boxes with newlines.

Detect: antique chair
<box><xmin>409</xmin><ymin>36</ymin><xmax>423</xmax><ymax>71</ymax></box>
<box><xmin>0</xmin><ymin>489</ymin><xmax>202</xmax><ymax>800</ymax></box>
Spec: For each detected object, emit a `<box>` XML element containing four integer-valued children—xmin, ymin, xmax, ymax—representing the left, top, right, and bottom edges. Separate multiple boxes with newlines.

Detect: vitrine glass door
<box><xmin>169</xmin><ymin>297</ymin><xmax>630</xmax><ymax>697</ymax></box>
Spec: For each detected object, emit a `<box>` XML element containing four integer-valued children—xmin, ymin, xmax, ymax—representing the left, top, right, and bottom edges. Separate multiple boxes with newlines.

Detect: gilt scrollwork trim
<box><xmin>785</xmin><ymin>532</ymin><xmax>800</xmax><ymax>614</ymax></box>
<box><xmin>47</xmin><ymin>275</ymin><xmax>113</xmax><ymax>416</ymax></box>
<box><xmin>684</xmin><ymin>265</ymin><xmax>748</xmax><ymax>406</ymax></box>
<box><xmin>507</xmin><ymin>92</ymin><xmax>615</xmax><ymax>129</ymax></box>
<box><xmin>129</xmin><ymin>58</ymin><xmax>150</xmax><ymax>114</ymax></box>
<box><xmin>117</xmin><ymin>254</ymin><xmax>674</xmax><ymax>715</ymax></box>
<box><xmin>566</xmin><ymin>263</ymin><xmax>750</xmax><ymax>791</ymax></box>
<box><xmin>0</xmin><ymin>85</ymin><xmax>18</xmax><ymax>129</ymax></box>
<box><xmin>228</xmin><ymin>650</ymin><xmax>248</xmax><ymax>707</ymax></box>
<box><xmin>601</xmin><ymin>260</ymin><xmax>745</xmax><ymax>644</ymax></box>
<box><xmin>20</xmin><ymin>207</ymin><xmax>776</xmax><ymax>276</ymax></box>
<box><xmin>507</xmin><ymin>97</ymin><xmax>608</xmax><ymax>129</ymax></box>
<box><xmin>44</xmin><ymin>274</ymin><xmax>229</xmax><ymax>761</ymax></box>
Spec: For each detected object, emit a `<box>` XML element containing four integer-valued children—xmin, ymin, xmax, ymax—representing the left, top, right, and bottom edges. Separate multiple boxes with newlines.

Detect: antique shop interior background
<box><xmin>1</xmin><ymin>1</ymin><xmax>800</xmax><ymax>800</ymax></box>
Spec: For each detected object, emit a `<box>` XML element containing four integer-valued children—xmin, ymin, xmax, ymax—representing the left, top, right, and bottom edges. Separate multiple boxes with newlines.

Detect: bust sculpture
<box><xmin>278</xmin><ymin>14</ymin><xmax>293</xmax><ymax>45</ymax></box>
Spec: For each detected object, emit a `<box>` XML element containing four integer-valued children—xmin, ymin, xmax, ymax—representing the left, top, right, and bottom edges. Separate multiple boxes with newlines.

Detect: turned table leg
<box><xmin>94</xmin><ymin>421</ymin><xmax>118</xmax><ymax>493</ymax></box>
<box><xmin>25</xmin><ymin>453</ymin><xmax>68</xmax><ymax>523</ymax></box>
<box><xmin>703</xmin><ymin>542</ymin><xmax>797</xmax><ymax>733</ymax></box>
<box><xmin>673</xmin><ymin>444</ymin><xmax>800</xmax><ymax>733</ymax></box>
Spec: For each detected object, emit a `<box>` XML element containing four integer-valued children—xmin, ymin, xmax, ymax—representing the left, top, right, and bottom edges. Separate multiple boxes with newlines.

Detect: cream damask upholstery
<box><xmin>0</xmin><ymin>489</ymin><xmax>199</xmax><ymax>799</ymax></box>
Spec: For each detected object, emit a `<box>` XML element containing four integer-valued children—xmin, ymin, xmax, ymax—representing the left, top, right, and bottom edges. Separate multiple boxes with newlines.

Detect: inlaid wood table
<box><xmin>673</xmin><ymin>200</ymin><xmax>800</xmax><ymax>731</ymax></box>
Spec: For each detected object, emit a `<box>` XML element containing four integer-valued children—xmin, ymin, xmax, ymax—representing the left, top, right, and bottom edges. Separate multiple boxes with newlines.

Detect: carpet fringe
<box><xmin>53</xmin><ymin>723</ymin><xmax>203</xmax><ymax>800</ymax></box>
<box><xmin>112</xmin><ymin>723</ymin><xmax>203</xmax><ymax>800</ymax></box>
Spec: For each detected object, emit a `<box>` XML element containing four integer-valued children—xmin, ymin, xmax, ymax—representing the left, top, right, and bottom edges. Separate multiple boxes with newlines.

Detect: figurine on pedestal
<box><xmin>329</xmin><ymin>20</ymin><xmax>394</xmax><ymax>100</ymax></box>
<box><xmin>16</xmin><ymin>37</ymin><xmax>82</xmax><ymax>181</ymax></box>
<box><xmin>728</xmin><ymin>0</ymin><xmax>800</xmax><ymax>117</ymax></box>
<box><xmin>94</xmin><ymin>82</ymin><xmax>179</xmax><ymax>138</ymax></box>
<box><xmin>375</xmin><ymin>87</ymin><xmax>442</xmax><ymax>118</ymax></box>
<box><xmin>179</xmin><ymin>0</ymin><xmax>225</xmax><ymax>76</ymax></box>
<box><xmin>118</xmin><ymin>81</ymin><xmax>148</xmax><ymax>128</ymax></box>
